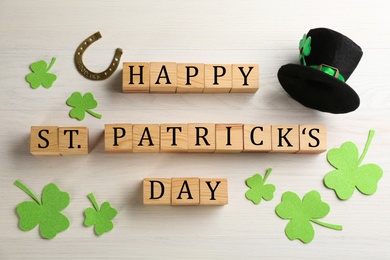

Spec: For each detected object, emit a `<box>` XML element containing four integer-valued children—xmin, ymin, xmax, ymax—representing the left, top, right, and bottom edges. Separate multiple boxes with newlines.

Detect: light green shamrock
<box><xmin>84</xmin><ymin>193</ymin><xmax>117</xmax><ymax>236</ymax></box>
<box><xmin>14</xmin><ymin>180</ymin><xmax>70</xmax><ymax>239</ymax></box>
<box><xmin>276</xmin><ymin>190</ymin><xmax>342</xmax><ymax>243</ymax></box>
<box><xmin>26</xmin><ymin>58</ymin><xmax>57</xmax><ymax>89</ymax></box>
<box><xmin>66</xmin><ymin>92</ymin><xmax>102</xmax><ymax>120</ymax></box>
<box><xmin>245</xmin><ymin>168</ymin><xmax>276</xmax><ymax>204</ymax></box>
<box><xmin>299</xmin><ymin>34</ymin><xmax>311</xmax><ymax>66</ymax></box>
<box><xmin>324</xmin><ymin>130</ymin><xmax>383</xmax><ymax>200</ymax></box>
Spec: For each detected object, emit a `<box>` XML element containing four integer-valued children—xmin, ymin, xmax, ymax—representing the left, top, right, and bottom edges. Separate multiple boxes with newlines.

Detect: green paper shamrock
<box><xmin>66</xmin><ymin>92</ymin><xmax>102</xmax><ymax>120</ymax></box>
<box><xmin>84</xmin><ymin>193</ymin><xmax>117</xmax><ymax>236</ymax></box>
<box><xmin>324</xmin><ymin>130</ymin><xmax>383</xmax><ymax>200</ymax></box>
<box><xmin>245</xmin><ymin>168</ymin><xmax>276</xmax><ymax>204</ymax></box>
<box><xmin>14</xmin><ymin>180</ymin><xmax>70</xmax><ymax>239</ymax></box>
<box><xmin>299</xmin><ymin>34</ymin><xmax>311</xmax><ymax>66</ymax></box>
<box><xmin>276</xmin><ymin>190</ymin><xmax>342</xmax><ymax>243</ymax></box>
<box><xmin>26</xmin><ymin>57</ymin><xmax>57</xmax><ymax>89</ymax></box>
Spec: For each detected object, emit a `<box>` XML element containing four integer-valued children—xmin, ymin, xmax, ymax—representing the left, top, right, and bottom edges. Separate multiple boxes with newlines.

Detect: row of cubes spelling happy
<box><xmin>122</xmin><ymin>63</ymin><xmax>259</xmax><ymax>93</ymax></box>
<box><xmin>30</xmin><ymin>124</ymin><xmax>326</xmax><ymax>155</ymax></box>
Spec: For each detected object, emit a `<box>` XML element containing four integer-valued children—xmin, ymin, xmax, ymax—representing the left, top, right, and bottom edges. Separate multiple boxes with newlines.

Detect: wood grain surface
<box><xmin>1</xmin><ymin>0</ymin><xmax>389</xmax><ymax>259</ymax></box>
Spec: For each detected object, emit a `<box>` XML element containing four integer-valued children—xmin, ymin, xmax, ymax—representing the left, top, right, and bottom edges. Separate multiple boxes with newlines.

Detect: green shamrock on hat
<box><xmin>299</xmin><ymin>34</ymin><xmax>311</xmax><ymax>66</ymax></box>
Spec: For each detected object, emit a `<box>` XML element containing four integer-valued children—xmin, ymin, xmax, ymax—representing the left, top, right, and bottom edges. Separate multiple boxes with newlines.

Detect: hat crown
<box><xmin>305</xmin><ymin>28</ymin><xmax>363</xmax><ymax>81</ymax></box>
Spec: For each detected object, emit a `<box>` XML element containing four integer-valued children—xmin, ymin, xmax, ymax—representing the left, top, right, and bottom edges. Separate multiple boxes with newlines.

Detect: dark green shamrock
<box><xmin>66</xmin><ymin>92</ymin><xmax>102</xmax><ymax>120</ymax></box>
<box><xmin>26</xmin><ymin>57</ymin><xmax>57</xmax><ymax>89</ymax></box>
<box><xmin>14</xmin><ymin>180</ymin><xmax>70</xmax><ymax>239</ymax></box>
<box><xmin>276</xmin><ymin>190</ymin><xmax>342</xmax><ymax>243</ymax></box>
<box><xmin>324</xmin><ymin>130</ymin><xmax>383</xmax><ymax>200</ymax></box>
<box><xmin>84</xmin><ymin>193</ymin><xmax>117</xmax><ymax>236</ymax></box>
<box><xmin>245</xmin><ymin>168</ymin><xmax>276</xmax><ymax>204</ymax></box>
<box><xmin>299</xmin><ymin>34</ymin><xmax>311</xmax><ymax>66</ymax></box>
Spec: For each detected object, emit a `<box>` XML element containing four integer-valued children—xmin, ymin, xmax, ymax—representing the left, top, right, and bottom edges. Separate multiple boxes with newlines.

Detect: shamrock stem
<box><xmin>88</xmin><ymin>193</ymin><xmax>100</xmax><ymax>211</ymax></box>
<box><xmin>311</xmin><ymin>219</ymin><xmax>343</xmax><ymax>231</ymax></box>
<box><xmin>358</xmin><ymin>130</ymin><xmax>375</xmax><ymax>166</ymax></box>
<box><xmin>46</xmin><ymin>57</ymin><xmax>56</xmax><ymax>72</ymax></box>
<box><xmin>14</xmin><ymin>180</ymin><xmax>41</xmax><ymax>205</ymax></box>
<box><xmin>86</xmin><ymin>109</ymin><xmax>102</xmax><ymax>119</ymax></box>
<box><xmin>263</xmin><ymin>168</ymin><xmax>273</xmax><ymax>183</ymax></box>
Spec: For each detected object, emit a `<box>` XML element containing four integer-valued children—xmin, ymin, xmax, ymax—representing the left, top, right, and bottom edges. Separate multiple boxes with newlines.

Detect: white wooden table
<box><xmin>1</xmin><ymin>1</ymin><xmax>389</xmax><ymax>259</ymax></box>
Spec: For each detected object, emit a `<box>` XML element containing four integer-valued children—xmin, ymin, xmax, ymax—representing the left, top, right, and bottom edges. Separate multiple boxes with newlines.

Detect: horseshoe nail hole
<box><xmin>115</xmin><ymin>58</ymin><xmax>119</xmax><ymax>61</ymax></box>
<box><xmin>112</xmin><ymin>63</ymin><xmax>116</xmax><ymax>66</ymax></box>
<box><xmin>89</xmin><ymin>38</ymin><xmax>93</xmax><ymax>41</ymax></box>
<box><xmin>109</xmin><ymin>68</ymin><xmax>112</xmax><ymax>71</ymax></box>
<box><xmin>80</xmin><ymin>47</ymin><xmax>83</xmax><ymax>50</ymax></box>
<box><xmin>84</xmin><ymin>42</ymin><xmax>87</xmax><ymax>45</ymax></box>
<box><xmin>77</xmin><ymin>52</ymin><xmax>80</xmax><ymax>55</ymax></box>
<box><xmin>104</xmin><ymin>72</ymin><xmax>108</xmax><ymax>75</ymax></box>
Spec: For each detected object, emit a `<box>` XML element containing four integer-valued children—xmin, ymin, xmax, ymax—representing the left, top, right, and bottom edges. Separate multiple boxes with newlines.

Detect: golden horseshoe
<box><xmin>74</xmin><ymin>32</ymin><xmax>123</xmax><ymax>80</ymax></box>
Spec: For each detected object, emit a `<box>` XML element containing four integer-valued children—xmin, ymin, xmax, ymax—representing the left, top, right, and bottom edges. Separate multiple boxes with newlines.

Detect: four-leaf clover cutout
<box><xmin>276</xmin><ymin>190</ymin><xmax>342</xmax><ymax>243</ymax></box>
<box><xmin>245</xmin><ymin>168</ymin><xmax>276</xmax><ymax>204</ymax></box>
<box><xmin>324</xmin><ymin>130</ymin><xmax>383</xmax><ymax>200</ymax></box>
<box><xmin>84</xmin><ymin>193</ymin><xmax>118</xmax><ymax>236</ymax></box>
<box><xmin>66</xmin><ymin>92</ymin><xmax>102</xmax><ymax>120</ymax></box>
<box><xmin>26</xmin><ymin>58</ymin><xmax>57</xmax><ymax>89</ymax></box>
<box><xmin>14</xmin><ymin>180</ymin><xmax>70</xmax><ymax>239</ymax></box>
<box><xmin>299</xmin><ymin>34</ymin><xmax>311</xmax><ymax>66</ymax></box>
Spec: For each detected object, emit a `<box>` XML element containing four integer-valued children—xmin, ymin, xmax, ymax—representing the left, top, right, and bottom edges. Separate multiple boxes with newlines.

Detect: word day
<box><xmin>143</xmin><ymin>178</ymin><xmax>228</xmax><ymax>206</ymax></box>
<box><xmin>30</xmin><ymin>124</ymin><xmax>326</xmax><ymax>155</ymax></box>
<box><xmin>122</xmin><ymin>63</ymin><xmax>259</xmax><ymax>93</ymax></box>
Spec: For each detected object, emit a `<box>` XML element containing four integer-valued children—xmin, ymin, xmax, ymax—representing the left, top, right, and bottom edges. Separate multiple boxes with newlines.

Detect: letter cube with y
<box><xmin>200</xmin><ymin>178</ymin><xmax>228</xmax><ymax>205</ymax></box>
<box><xmin>231</xmin><ymin>64</ymin><xmax>259</xmax><ymax>93</ymax></box>
<box><xmin>143</xmin><ymin>178</ymin><xmax>171</xmax><ymax>205</ymax></box>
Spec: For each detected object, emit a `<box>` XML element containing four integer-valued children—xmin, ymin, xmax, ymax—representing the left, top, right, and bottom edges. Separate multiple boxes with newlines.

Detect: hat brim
<box><xmin>277</xmin><ymin>64</ymin><xmax>360</xmax><ymax>113</ymax></box>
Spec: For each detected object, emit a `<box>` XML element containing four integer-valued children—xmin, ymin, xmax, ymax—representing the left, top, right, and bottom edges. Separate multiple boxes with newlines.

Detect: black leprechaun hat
<box><xmin>277</xmin><ymin>28</ymin><xmax>363</xmax><ymax>113</ymax></box>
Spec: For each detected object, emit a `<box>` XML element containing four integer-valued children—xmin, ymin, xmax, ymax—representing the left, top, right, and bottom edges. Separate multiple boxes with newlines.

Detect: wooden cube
<box><xmin>132</xmin><ymin>124</ymin><xmax>160</xmax><ymax>153</ymax></box>
<box><xmin>271</xmin><ymin>125</ymin><xmax>299</xmax><ymax>153</ymax></box>
<box><xmin>243</xmin><ymin>124</ymin><xmax>271</xmax><ymax>152</ymax></box>
<box><xmin>104</xmin><ymin>124</ymin><xmax>132</xmax><ymax>153</ymax></box>
<box><xmin>199</xmin><ymin>178</ymin><xmax>228</xmax><ymax>205</ymax></box>
<box><xmin>160</xmin><ymin>124</ymin><xmax>188</xmax><ymax>152</ymax></box>
<box><xmin>187</xmin><ymin>123</ymin><xmax>215</xmax><ymax>153</ymax></box>
<box><xmin>297</xmin><ymin>125</ymin><xmax>327</xmax><ymax>154</ymax></box>
<box><xmin>215</xmin><ymin>124</ymin><xmax>243</xmax><ymax>153</ymax></box>
<box><xmin>176</xmin><ymin>64</ymin><xmax>205</xmax><ymax>93</ymax></box>
<box><xmin>231</xmin><ymin>64</ymin><xmax>259</xmax><ymax>93</ymax></box>
<box><xmin>58</xmin><ymin>127</ymin><xmax>89</xmax><ymax>155</ymax></box>
<box><xmin>30</xmin><ymin>126</ymin><xmax>60</xmax><ymax>156</ymax></box>
<box><xmin>143</xmin><ymin>178</ymin><xmax>171</xmax><ymax>205</ymax></box>
<box><xmin>123</xmin><ymin>62</ymin><xmax>150</xmax><ymax>93</ymax></box>
<box><xmin>204</xmin><ymin>64</ymin><xmax>232</xmax><ymax>93</ymax></box>
<box><xmin>171</xmin><ymin>178</ymin><xmax>200</xmax><ymax>206</ymax></box>
<box><xmin>150</xmin><ymin>62</ymin><xmax>177</xmax><ymax>93</ymax></box>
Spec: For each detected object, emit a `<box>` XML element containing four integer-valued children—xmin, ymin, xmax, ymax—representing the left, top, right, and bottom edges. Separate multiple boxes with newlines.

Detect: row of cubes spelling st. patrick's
<box><xmin>122</xmin><ymin>63</ymin><xmax>259</xmax><ymax>93</ymax></box>
<box><xmin>30</xmin><ymin>124</ymin><xmax>326</xmax><ymax>155</ymax></box>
